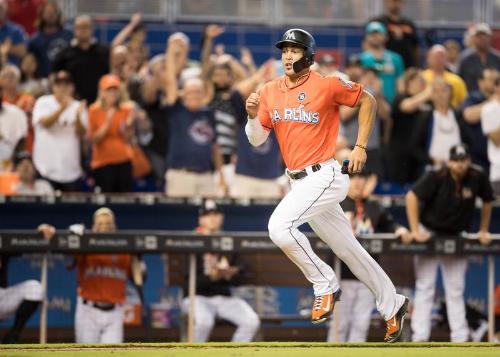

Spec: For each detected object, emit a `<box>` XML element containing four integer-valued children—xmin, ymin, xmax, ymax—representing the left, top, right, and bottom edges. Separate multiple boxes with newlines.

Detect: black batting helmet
<box><xmin>275</xmin><ymin>28</ymin><xmax>316</xmax><ymax>73</ymax></box>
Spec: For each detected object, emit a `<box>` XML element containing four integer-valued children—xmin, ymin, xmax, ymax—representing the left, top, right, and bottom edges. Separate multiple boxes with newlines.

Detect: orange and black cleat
<box><xmin>384</xmin><ymin>297</ymin><xmax>409</xmax><ymax>343</ymax></box>
<box><xmin>311</xmin><ymin>289</ymin><xmax>342</xmax><ymax>325</ymax></box>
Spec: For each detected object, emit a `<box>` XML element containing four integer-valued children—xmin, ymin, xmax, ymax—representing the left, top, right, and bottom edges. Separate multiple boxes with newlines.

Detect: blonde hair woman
<box><xmin>88</xmin><ymin>74</ymin><xmax>134</xmax><ymax>192</ymax></box>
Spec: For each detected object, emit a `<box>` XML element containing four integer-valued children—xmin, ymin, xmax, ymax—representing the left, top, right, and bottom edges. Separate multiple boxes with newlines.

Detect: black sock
<box><xmin>2</xmin><ymin>300</ymin><xmax>40</xmax><ymax>344</ymax></box>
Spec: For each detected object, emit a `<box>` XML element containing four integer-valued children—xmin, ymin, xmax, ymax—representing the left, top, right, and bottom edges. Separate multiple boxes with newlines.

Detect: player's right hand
<box><xmin>348</xmin><ymin>146</ymin><xmax>367</xmax><ymax>173</ymax></box>
<box><xmin>246</xmin><ymin>92</ymin><xmax>260</xmax><ymax>119</ymax></box>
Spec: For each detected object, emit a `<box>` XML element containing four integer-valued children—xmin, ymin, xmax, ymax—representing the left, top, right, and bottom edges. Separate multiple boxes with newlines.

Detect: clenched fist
<box><xmin>246</xmin><ymin>92</ymin><xmax>260</xmax><ymax>119</ymax></box>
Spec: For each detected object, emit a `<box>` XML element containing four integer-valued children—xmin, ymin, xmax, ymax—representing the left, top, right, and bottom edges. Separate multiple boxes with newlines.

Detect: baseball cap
<box><xmin>99</xmin><ymin>74</ymin><xmax>121</xmax><ymax>90</ymax></box>
<box><xmin>319</xmin><ymin>54</ymin><xmax>335</xmax><ymax>66</ymax></box>
<box><xmin>52</xmin><ymin>70</ymin><xmax>72</xmax><ymax>84</ymax></box>
<box><xmin>199</xmin><ymin>199</ymin><xmax>221</xmax><ymax>216</ymax></box>
<box><xmin>472</xmin><ymin>23</ymin><xmax>492</xmax><ymax>36</ymax></box>
<box><xmin>449</xmin><ymin>144</ymin><xmax>470</xmax><ymax>161</ymax></box>
<box><xmin>365</xmin><ymin>21</ymin><xmax>387</xmax><ymax>35</ymax></box>
<box><xmin>345</xmin><ymin>54</ymin><xmax>362</xmax><ymax>68</ymax></box>
<box><xmin>13</xmin><ymin>151</ymin><xmax>33</xmax><ymax>167</ymax></box>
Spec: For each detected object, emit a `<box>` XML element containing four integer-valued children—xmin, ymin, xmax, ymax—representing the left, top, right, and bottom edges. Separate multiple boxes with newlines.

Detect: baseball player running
<box><xmin>245</xmin><ymin>28</ymin><xmax>408</xmax><ymax>342</ymax></box>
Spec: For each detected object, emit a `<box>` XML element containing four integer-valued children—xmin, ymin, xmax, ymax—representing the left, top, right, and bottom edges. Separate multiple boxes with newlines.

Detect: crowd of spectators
<box><xmin>0</xmin><ymin>0</ymin><xmax>499</xmax><ymax>198</ymax></box>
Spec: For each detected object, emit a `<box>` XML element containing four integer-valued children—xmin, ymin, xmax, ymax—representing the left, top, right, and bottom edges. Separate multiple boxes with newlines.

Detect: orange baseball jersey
<box><xmin>257</xmin><ymin>70</ymin><xmax>363</xmax><ymax>171</ymax></box>
<box><xmin>77</xmin><ymin>254</ymin><xmax>132</xmax><ymax>304</ymax></box>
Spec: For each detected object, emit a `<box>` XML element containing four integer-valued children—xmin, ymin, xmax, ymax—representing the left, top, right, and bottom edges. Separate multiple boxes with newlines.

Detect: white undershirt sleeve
<box><xmin>245</xmin><ymin>117</ymin><xmax>270</xmax><ymax>147</ymax></box>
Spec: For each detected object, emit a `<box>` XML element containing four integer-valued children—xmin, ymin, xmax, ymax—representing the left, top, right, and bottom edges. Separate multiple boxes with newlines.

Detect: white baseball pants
<box><xmin>411</xmin><ymin>255</ymin><xmax>469</xmax><ymax>342</ymax></box>
<box><xmin>328</xmin><ymin>279</ymin><xmax>375</xmax><ymax>342</ymax></box>
<box><xmin>182</xmin><ymin>295</ymin><xmax>260</xmax><ymax>342</ymax></box>
<box><xmin>268</xmin><ymin>159</ymin><xmax>405</xmax><ymax>320</ymax></box>
<box><xmin>75</xmin><ymin>297</ymin><xmax>124</xmax><ymax>343</ymax></box>
<box><xmin>0</xmin><ymin>280</ymin><xmax>43</xmax><ymax>319</ymax></box>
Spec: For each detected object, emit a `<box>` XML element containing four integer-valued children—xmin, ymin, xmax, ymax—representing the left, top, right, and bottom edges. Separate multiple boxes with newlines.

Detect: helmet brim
<box><xmin>275</xmin><ymin>40</ymin><xmax>308</xmax><ymax>51</ymax></box>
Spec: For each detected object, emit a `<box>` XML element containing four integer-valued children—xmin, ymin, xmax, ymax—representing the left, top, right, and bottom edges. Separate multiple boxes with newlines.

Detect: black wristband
<box><xmin>355</xmin><ymin>144</ymin><xmax>367</xmax><ymax>150</ymax></box>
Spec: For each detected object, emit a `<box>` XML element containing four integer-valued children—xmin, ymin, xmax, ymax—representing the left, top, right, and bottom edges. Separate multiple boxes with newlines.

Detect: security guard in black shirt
<box><xmin>405</xmin><ymin>144</ymin><xmax>494</xmax><ymax>342</ymax></box>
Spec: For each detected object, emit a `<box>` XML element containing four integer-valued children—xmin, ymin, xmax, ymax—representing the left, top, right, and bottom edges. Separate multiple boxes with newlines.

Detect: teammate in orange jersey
<box><xmin>245</xmin><ymin>28</ymin><xmax>408</xmax><ymax>342</ymax></box>
<box><xmin>40</xmin><ymin>207</ymin><xmax>144</xmax><ymax>343</ymax></box>
<box><xmin>72</xmin><ymin>207</ymin><xmax>134</xmax><ymax>343</ymax></box>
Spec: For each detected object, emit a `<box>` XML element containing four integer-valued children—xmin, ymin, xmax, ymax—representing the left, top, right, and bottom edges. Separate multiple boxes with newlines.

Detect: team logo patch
<box><xmin>337</xmin><ymin>77</ymin><xmax>354</xmax><ymax>89</ymax></box>
<box><xmin>298</xmin><ymin>92</ymin><xmax>306</xmax><ymax>101</ymax></box>
<box><xmin>188</xmin><ymin>118</ymin><xmax>215</xmax><ymax>145</ymax></box>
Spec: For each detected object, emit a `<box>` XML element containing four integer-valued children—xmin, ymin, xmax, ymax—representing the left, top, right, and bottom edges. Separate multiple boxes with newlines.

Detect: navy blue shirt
<box><xmin>166</xmin><ymin>100</ymin><xmax>216</xmax><ymax>172</ymax></box>
<box><xmin>458</xmin><ymin>49</ymin><xmax>500</xmax><ymax>92</ymax></box>
<box><xmin>28</xmin><ymin>28</ymin><xmax>73</xmax><ymax>77</ymax></box>
<box><xmin>235</xmin><ymin>128</ymin><xmax>281</xmax><ymax>179</ymax></box>
<box><xmin>459</xmin><ymin>91</ymin><xmax>490</xmax><ymax>174</ymax></box>
<box><xmin>0</xmin><ymin>21</ymin><xmax>25</xmax><ymax>64</ymax></box>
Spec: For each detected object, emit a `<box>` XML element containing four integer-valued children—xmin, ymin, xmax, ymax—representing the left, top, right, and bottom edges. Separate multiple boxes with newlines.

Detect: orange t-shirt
<box><xmin>258</xmin><ymin>70</ymin><xmax>363</xmax><ymax>171</ymax></box>
<box><xmin>88</xmin><ymin>103</ymin><xmax>134</xmax><ymax>169</ymax></box>
<box><xmin>77</xmin><ymin>254</ymin><xmax>132</xmax><ymax>304</ymax></box>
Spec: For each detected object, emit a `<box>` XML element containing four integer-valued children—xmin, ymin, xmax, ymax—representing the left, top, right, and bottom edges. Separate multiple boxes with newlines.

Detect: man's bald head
<box><xmin>427</xmin><ymin>44</ymin><xmax>448</xmax><ymax>71</ymax></box>
<box><xmin>74</xmin><ymin>15</ymin><xmax>93</xmax><ymax>45</ymax></box>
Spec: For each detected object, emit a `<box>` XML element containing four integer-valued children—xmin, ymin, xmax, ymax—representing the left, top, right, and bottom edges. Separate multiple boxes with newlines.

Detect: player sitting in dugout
<box><xmin>181</xmin><ymin>199</ymin><xmax>260</xmax><ymax>342</ymax></box>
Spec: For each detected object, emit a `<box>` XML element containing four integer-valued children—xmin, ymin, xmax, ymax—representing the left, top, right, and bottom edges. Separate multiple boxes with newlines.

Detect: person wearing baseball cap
<box><xmin>406</xmin><ymin>143</ymin><xmax>494</xmax><ymax>342</ymax></box>
<box><xmin>359</xmin><ymin>21</ymin><xmax>405</xmax><ymax>103</ymax></box>
<box><xmin>182</xmin><ymin>199</ymin><xmax>260</xmax><ymax>342</ymax></box>
<box><xmin>98</xmin><ymin>74</ymin><xmax>121</xmax><ymax>91</ymax></box>
<box><xmin>369</xmin><ymin>0</ymin><xmax>419</xmax><ymax>68</ymax></box>
<box><xmin>31</xmin><ymin>69</ymin><xmax>87</xmax><ymax>192</ymax></box>
<box><xmin>458</xmin><ymin>22</ymin><xmax>500</xmax><ymax>92</ymax></box>
<box><xmin>88</xmin><ymin>73</ymin><xmax>135</xmax><ymax>192</ymax></box>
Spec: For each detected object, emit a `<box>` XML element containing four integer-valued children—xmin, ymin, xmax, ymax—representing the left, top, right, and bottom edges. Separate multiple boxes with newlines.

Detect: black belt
<box><xmin>176</xmin><ymin>167</ymin><xmax>209</xmax><ymax>174</ymax></box>
<box><xmin>287</xmin><ymin>164</ymin><xmax>321</xmax><ymax>180</ymax></box>
<box><xmin>83</xmin><ymin>299</ymin><xmax>116</xmax><ymax>311</ymax></box>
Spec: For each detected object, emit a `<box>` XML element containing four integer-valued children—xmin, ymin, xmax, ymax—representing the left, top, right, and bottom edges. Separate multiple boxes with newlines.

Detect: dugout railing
<box><xmin>0</xmin><ymin>230</ymin><xmax>499</xmax><ymax>342</ymax></box>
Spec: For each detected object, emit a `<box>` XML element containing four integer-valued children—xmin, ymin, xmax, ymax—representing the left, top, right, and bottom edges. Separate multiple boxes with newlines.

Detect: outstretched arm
<box><xmin>200</xmin><ymin>24</ymin><xmax>224</xmax><ymax>80</ymax></box>
<box><xmin>111</xmin><ymin>13</ymin><xmax>142</xmax><ymax>48</ymax></box>
<box><xmin>348</xmin><ymin>90</ymin><xmax>376</xmax><ymax>173</ymax></box>
<box><xmin>164</xmin><ymin>36</ymin><xmax>181</xmax><ymax>106</ymax></box>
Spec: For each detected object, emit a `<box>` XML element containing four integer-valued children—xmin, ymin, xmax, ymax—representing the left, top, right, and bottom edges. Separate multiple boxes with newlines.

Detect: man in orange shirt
<box><xmin>245</xmin><ymin>28</ymin><xmax>408</xmax><ymax>343</ymax></box>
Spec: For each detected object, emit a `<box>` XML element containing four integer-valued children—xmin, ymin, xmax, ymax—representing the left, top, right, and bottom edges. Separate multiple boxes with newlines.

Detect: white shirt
<box><xmin>428</xmin><ymin>109</ymin><xmax>461</xmax><ymax>163</ymax></box>
<box><xmin>481</xmin><ymin>99</ymin><xmax>500</xmax><ymax>181</ymax></box>
<box><xmin>32</xmin><ymin>95</ymin><xmax>88</xmax><ymax>183</ymax></box>
<box><xmin>16</xmin><ymin>179</ymin><xmax>54</xmax><ymax>195</ymax></box>
<box><xmin>0</xmin><ymin>103</ymin><xmax>28</xmax><ymax>169</ymax></box>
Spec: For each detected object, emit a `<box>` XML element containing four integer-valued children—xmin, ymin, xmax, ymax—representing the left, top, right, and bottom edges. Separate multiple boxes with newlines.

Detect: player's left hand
<box><xmin>477</xmin><ymin>230</ymin><xmax>491</xmax><ymax>245</ymax></box>
<box><xmin>348</xmin><ymin>146</ymin><xmax>367</xmax><ymax>173</ymax></box>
